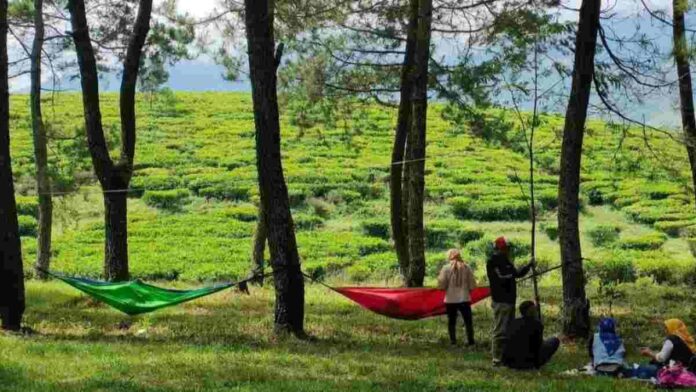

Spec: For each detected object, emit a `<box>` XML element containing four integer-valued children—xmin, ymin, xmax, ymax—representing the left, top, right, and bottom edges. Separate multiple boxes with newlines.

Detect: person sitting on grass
<box><xmin>501</xmin><ymin>300</ymin><xmax>560</xmax><ymax>370</ymax></box>
<box><xmin>588</xmin><ymin>317</ymin><xmax>626</xmax><ymax>376</ymax></box>
<box><xmin>640</xmin><ymin>319</ymin><xmax>695</xmax><ymax>367</ymax></box>
<box><xmin>438</xmin><ymin>249</ymin><xmax>477</xmax><ymax>346</ymax></box>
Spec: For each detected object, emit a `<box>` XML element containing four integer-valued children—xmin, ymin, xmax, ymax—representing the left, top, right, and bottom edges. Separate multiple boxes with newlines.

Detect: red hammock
<box><xmin>332</xmin><ymin>286</ymin><xmax>491</xmax><ymax>320</ymax></box>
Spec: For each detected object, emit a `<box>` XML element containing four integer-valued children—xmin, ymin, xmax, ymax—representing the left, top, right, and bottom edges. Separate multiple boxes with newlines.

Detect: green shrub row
<box><xmin>131</xmin><ymin>174</ymin><xmax>184</xmax><ymax>193</ymax></box>
<box><xmin>361</xmin><ymin>219</ymin><xmax>390</xmax><ymax>239</ymax></box>
<box><xmin>142</xmin><ymin>189</ymin><xmax>190</xmax><ymax>210</ymax></box>
<box><xmin>18</xmin><ymin>215</ymin><xmax>38</xmax><ymax>237</ymax></box>
<box><xmin>585</xmin><ymin>253</ymin><xmax>636</xmax><ymax>285</ymax></box>
<box><xmin>654</xmin><ymin>220</ymin><xmax>696</xmax><ymax>237</ymax></box>
<box><xmin>425</xmin><ymin>221</ymin><xmax>484</xmax><ymax>249</ymax></box>
<box><xmin>587</xmin><ymin>249</ymin><xmax>695</xmax><ymax>286</ymax></box>
<box><xmin>540</xmin><ymin>222</ymin><xmax>558</xmax><ymax>241</ymax></box>
<box><xmin>620</xmin><ymin>233</ymin><xmax>667</xmax><ymax>251</ymax></box>
<box><xmin>448</xmin><ymin>197</ymin><xmax>530</xmax><ymax>221</ymax></box>
<box><xmin>588</xmin><ymin>225</ymin><xmax>621</xmax><ymax>247</ymax></box>
<box><xmin>197</xmin><ymin>185</ymin><xmax>251</xmax><ymax>201</ymax></box>
<box><xmin>294</xmin><ymin>213</ymin><xmax>324</xmax><ymax>230</ymax></box>
<box><xmin>16</xmin><ymin>196</ymin><xmax>38</xmax><ymax>218</ymax></box>
<box><xmin>222</xmin><ymin>204</ymin><xmax>258</xmax><ymax>222</ymax></box>
<box><xmin>464</xmin><ymin>236</ymin><xmax>531</xmax><ymax>260</ymax></box>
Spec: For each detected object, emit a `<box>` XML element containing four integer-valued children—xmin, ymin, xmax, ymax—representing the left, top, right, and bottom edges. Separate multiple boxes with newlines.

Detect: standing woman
<box><xmin>438</xmin><ymin>249</ymin><xmax>477</xmax><ymax>346</ymax></box>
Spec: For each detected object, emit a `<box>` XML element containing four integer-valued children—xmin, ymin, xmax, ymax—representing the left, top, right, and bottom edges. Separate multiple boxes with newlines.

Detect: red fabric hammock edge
<box><xmin>332</xmin><ymin>286</ymin><xmax>491</xmax><ymax>320</ymax></box>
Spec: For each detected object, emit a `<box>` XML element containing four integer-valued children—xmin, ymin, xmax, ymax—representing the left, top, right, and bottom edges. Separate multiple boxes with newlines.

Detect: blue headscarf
<box><xmin>598</xmin><ymin>318</ymin><xmax>622</xmax><ymax>356</ymax></box>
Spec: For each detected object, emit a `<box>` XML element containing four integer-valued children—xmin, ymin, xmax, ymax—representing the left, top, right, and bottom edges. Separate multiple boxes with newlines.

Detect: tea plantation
<box><xmin>5</xmin><ymin>92</ymin><xmax>696</xmax><ymax>392</ymax></box>
<box><xmin>7</xmin><ymin>92</ymin><xmax>696</xmax><ymax>286</ymax></box>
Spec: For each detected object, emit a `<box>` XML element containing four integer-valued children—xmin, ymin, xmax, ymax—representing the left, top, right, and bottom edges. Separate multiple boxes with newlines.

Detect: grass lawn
<box><xmin>2</xmin><ymin>279</ymin><xmax>694</xmax><ymax>391</ymax></box>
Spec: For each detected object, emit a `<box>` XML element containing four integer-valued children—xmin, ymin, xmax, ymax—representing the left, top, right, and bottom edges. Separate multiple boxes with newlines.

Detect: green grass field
<box><xmin>3</xmin><ymin>91</ymin><xmax>696</xmax><ymax>391</ymax></box>
<box><xmin>1</xmin><ymin>280</ymin><xmax>694</xmax><ymax>391</ymax></box>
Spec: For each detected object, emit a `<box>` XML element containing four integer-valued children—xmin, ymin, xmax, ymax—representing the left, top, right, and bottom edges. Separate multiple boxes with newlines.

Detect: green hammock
<box><xmin>47</xmin><ymin>271</ymin><xmax>243</xmax><ymax>316</ymax></box>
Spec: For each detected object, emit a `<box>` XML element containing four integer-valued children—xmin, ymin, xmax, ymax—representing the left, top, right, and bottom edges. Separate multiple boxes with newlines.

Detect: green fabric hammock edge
<box><xmin>43</xmin><ymin>270</ymin><xmax>250</xmax><ymax>316</ymax></box>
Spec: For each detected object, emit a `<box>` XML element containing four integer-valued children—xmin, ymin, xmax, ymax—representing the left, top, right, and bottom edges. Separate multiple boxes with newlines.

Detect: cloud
<box><xmin>559</xmin><ymin>0</ymin><xmax>673</xmax><ymax>20</ymax></box>
<box><xmin>173</xmin><ymin>0</ymin><xmax>219</xmax><ymax>18</ymax></box>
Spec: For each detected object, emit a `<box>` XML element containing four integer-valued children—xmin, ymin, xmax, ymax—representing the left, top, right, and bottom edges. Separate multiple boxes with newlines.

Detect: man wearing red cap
<box><xmin>487</xmin><ymin>236</ymin><xmax>535</xmax><ymax>366</ymax></box>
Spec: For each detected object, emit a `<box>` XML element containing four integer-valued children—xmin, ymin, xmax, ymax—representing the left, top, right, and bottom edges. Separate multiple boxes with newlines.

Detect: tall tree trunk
<box><xmin>558</xmin><ymin>0</ymin><xmax>600</xmax><ymax>338</ymax></box>
<box><xmin>391</xmin><ymin>0</ymin><xmax>418</xmax><ymax>285</ymax></box>
<box><xmin>31</xmin><ymin>0</ymin><xmax>52</xmax><ymax>280</ymax></box>
<box><xmin>673</xmin><ymin>0</ymin><xmax>696</xmax><ymax>205</ymax></box>
<box><xmin>0</xmin><ymin>0</ymin><xmax>25</xmax><ymax>331</ymax></box>
<box><xmin>250</xmin><ymin>203</ymin><xmax>267</xmax><ymax>285</ymax></box>
<box><xmin>404</xmin><ymin>0</ymin><xmax>432</xmax><ymax>287</ymax></box>
<box><xmin>244</xmin><ymin>0</ymin><xmax>305</xmax><ymax>336</ymax></box>
<box><xmin>104</xmin><ymin>191</ymin><xmax>128</xmax><ymax>280</ymax></box>
<box><xmin>68</xmin><ymin>0</ymin><xmax>152</xmax><ymax>281</ymax></box>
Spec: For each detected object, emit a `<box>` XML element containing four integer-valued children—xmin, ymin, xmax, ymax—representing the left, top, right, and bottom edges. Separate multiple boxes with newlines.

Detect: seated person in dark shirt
<box><xmin>640</xmin><ymin>318</ymin><xmax>695</xmax><ymax>367</ymax></box>
<box><xmin>502</xmin><ymin>301</ymin><xmax>560</xmax><ymax>370</ymax></box>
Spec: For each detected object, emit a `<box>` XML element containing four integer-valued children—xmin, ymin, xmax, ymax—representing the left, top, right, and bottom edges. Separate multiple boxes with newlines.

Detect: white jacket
<box><xmin>437</xmin><ymin>262</ymin><xmax>477</xmax><ymax>303</ymax></box>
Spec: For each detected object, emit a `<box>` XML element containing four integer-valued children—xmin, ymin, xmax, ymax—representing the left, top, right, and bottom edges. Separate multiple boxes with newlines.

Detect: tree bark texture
<box><xmin>673</xmin><ymin>0</ymin><xmax>696</xmax><ymax>206</ymax></box>
<box><xmin>390</xmin><ymin>0</ymin><xmax>418</xmax><ymax>284</ymax></box>
<box><xmin>558</xmin><ymin>0</ymin><xmax>600</xmax><ymax>338</ymax></box>
<box><xmin>391</xmin><ymin>0</ymin><xmax>432</xmax><ymax>287</ymax></box>
<box><xmin>404</xmin><ymin>0</ymin><xmax>432</xmax><ymax>287</ymax></box>
<box><xmin>31</xmin><ymin>0</ymin><xmax>53</xmax><ymax>279</ymax></box>
<box><xmin>244</xmin><ymin>0</ymin><xmax>305</xmax><ymax>335</ymax></box>
<box><xmin>0</xmin><ymin>0</ymin><xmax>26</xmax><ymax>331</ymax></box>
<box><xmin>250</xmin><ymin>203</ymin><xmax>267</xmax><ymax>285</ymax></box>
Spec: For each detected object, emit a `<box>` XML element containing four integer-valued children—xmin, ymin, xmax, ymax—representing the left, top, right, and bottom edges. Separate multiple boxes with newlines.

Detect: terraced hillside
<box><xmin>7</xmin><ymin>92</ymin><xmax>696</xmax><ymax>285</ymax></box>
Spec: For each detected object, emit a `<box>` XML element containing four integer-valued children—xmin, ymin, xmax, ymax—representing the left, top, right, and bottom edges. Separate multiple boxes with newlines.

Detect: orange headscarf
<box><xmin>446</xmin><ymin>249</ymin><xmax>465</xmax><ymax>287</ymax></box>
<box><xmin>665</xmin><ymin>319</ymin><xmax>696</xmax><ymax>353</ymax></box>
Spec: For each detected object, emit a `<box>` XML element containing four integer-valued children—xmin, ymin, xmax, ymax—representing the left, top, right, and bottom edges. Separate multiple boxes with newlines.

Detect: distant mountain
<box><xmin>10</xmin><ymin>59</ymin><xmax>249</xmax><ymax>93</ymax></box>
<box><xmin>9</xmin><ymin>56</ymin><xmax>681</xmax><ymax>128</ymax></box>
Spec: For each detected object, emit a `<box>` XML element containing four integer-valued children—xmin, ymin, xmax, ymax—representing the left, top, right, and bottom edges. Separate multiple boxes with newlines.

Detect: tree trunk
<box><xmin>673</xmin><ymin>0</ymin><xmax>696</xmax><ymax>206</ymax></box>
<box><xmin>0</xmin><ymin>0</ymin><xmax>25</xmax><ymax>331</ymax></box>
<box><xmin>68</xmin><ymin>0</ymin><xmax>152</xmax><ymax>281</ymax></box>
<box><xmin>250</xmin><ymin>203</ymin><xmax>267</xmax><ymax>285</ymax></box>
<box><xmin>104</xmin><ymin>191</ymin><xmax>128</xmax><ymax>281</ymax></box>
<box><xmin>558</xmin><ymin>0</ymin><xmax>600</xmax><ymax>339</ymax></box>
<box><xmin>404</xmin><ymin>0</ymin><xmax>432</xmax><ymax>288</ymax></box>
<box><xmin>31</xmin><ymin>0</ymin><xmax>52</xmax><ymax>280</ymax></box>
<box><xmin>391</xmin><ymin>0</ymin><xmax>418</xmax><ymax>284</ymax></box>
<box><xmin>244</xmin><ymin>0</ymin><xmax>305</xmax><ymax>336</ymax></box>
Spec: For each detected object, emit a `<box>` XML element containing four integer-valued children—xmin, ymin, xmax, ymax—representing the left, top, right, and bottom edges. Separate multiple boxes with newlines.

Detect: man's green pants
<box><xmin>491</xmin><ymin>302</ymin><xmax>515</xmax><ymax>361</ymax></box>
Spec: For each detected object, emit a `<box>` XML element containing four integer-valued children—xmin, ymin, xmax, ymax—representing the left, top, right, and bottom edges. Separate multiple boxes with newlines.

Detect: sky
<box><xmin>159</xmin><ymin>0</ymin><xmax>689</xmax><ymax>130</ymax></box>
<box><xmin>7</xmin><ymin>0</ymin><xmax>686</xmax><ymax>127</ymax></box>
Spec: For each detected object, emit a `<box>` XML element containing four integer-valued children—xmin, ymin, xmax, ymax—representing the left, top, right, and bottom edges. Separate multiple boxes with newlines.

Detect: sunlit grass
<box><xmin>2</xmin><ymin>280</ymin><xmax>694</xmax><ymax>391</ymax></box>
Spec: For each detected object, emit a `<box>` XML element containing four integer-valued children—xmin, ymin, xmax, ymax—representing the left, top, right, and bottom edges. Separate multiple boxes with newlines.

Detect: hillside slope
<box><xmin>7</xmin><ymin>92</ymin><xmax>695</xmax><ymax>284</ymax></box>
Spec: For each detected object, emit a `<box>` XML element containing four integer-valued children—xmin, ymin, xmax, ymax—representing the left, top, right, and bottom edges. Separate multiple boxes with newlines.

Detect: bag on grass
<box><xmin>656</xmin><ymin>362</ymin><xmax>696</xmax><ymax>388</ymax></box>
<box><xmin>625</xmin><ymin>364</ymin><xmax>659</xmax><ymax>380</ymax></box>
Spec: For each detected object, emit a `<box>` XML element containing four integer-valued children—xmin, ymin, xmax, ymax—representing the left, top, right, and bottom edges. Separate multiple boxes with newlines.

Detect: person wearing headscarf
<box><xmin>640</xmin><ymin>319</ymin><xmax>695</xmax><ymax>366</ymax></box>
<box><xmin>588</xmin><ymin>318</ymin><xmax>626</xmax><ymax>375</ymax></box>
<box><xmin>438</xmin><ymin>249</ymin><xmax>477</xmax><ymax>346</ymax></box>
<box><xmin>486</xmin><ymin>236</ymin><xmax>535</xmax><ymax>365</ymax></box>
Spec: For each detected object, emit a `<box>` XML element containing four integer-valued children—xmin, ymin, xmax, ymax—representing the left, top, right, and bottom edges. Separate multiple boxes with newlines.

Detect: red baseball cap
<box><xmin>494</xmin><ymin>236</ymin><xmax>508</xmax><ymax>250</ymax></box>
